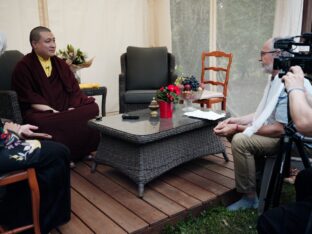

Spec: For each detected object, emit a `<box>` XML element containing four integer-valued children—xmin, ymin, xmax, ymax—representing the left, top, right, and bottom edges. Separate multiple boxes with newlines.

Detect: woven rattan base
<box><xmin>91</xmin><ymin>114</ymin><xmax>227</xmax><ymax>197</ymax></box>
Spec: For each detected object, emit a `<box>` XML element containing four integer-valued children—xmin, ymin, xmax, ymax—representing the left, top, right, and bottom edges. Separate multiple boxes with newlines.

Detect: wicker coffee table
<box><xmin>88</xmin><ymin>107</ymin><xmax>228</xmax><ymax>197</ymax></box>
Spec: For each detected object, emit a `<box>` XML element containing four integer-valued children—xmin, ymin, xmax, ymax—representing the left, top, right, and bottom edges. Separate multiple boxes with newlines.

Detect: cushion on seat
<box><xmin>199</xmin><ymin>90</ymin><xmax>224</xmax><ymax>99</ymax></box>
<box><xmin>0</xmin><ymin>50</ymin><xmax>24</xmax><ymax>90</ymax></box>
<box><xmin>126</xmin><ymin>46</ymin><xmax>168</xmax><ymax>90</ymax></box>
<box><xmin>124</xmin><ymin>90</ymin><xmax>157</xmax><ymax>103</ymax></box>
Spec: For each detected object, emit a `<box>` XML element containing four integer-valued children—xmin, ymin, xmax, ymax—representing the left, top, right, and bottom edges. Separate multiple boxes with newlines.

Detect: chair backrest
<box><xmin>0</xmin><ymin>168</ymin><xmax>41</xmax><ymax>233</ymax></box>
<box><xmin>201</xmin><ymin>51</ymin><xmax>233</xmax><ymax>97</ymax></box>
<box><xmin>125</xmin><ymin>46</ymin><xmax>169</xmax><ymax>90</ymax></box>
<box><xmin>0</xmin><ymin>50</ymin><xmax>24</xmax><ymax>90</ymax></box>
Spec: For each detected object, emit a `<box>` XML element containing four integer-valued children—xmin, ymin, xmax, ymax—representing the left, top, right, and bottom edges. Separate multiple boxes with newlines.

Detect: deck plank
<box><xmin>160</xmin><ymin>173</ymin><xmax>216</xmax><ymax>202</ymax></box>
<box><xmin>71</xmin><ymin>171</ymin><xmax>148</xmax><ymax>233</ymax></box>
<box><xmin>172</xmin><ymin>168</ymin><xmax>229</xmax><ymax>195</ymax></box>
<box><xmin>56</xmin><ymin>138</ymin><xmax>237</xmax><ymax>234</ymax></box>
<box><xmin>199</xmin><ymin>162</ymin><xmax>235</xmax><ymax>179</ymax></box>
<box><xmin>148</xmin><ymin>179</ymin><xmax>201</xmax><ymax>209</ymax></box>
<box><xmin>202</xmin><ymin>155</ymin><xmax>234</xmax><ymax>170</ymax></box>
<box><xmin>74</xmin><ymin>163</ymin><xmax>168</xmax><ymax>225</ymax></box>
<box><xmin>58</xmin><ymin>213</ymin><xmax>94</xmax><ymax>234</ymax></box>
<box><xmin>185</xmin><ymin>162</ymin><xmax>235</xmax><ymax>189</ymax></box>
<box><xmin>71</xmin><ymin>189</ymin><xmax>126</xmax><ymax>234</ymax></box>
<box><xmin>93</xmin><ymin>164</ymin><xmax>187</xmax><ymax>216</ymax></box>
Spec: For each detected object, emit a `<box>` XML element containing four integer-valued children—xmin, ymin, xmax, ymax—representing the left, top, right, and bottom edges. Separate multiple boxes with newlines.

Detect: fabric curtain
<box><xmin>301</xmin><ymin>0</ymin><xmax>312</xmax><ymax>33</ymax></box>
<box><xmin>273</xmin><ymin>0</ymin><xmax>303</xmax><ymax>37</ymax></box>
<box><xmin>48</xmin><ymin>0</ymin><xmax>172</xmax><ymax>113</ymax></box>
<box><xmin>0</xmin><ymin>0</ymin><xmax>40</xmax><ymax>52</ymax></box>
<box><xmin>0</xmin><ymin>0</ymin><xmax>171</xmax><ymax>113</ymax></box>
<box><xmin>171</xmin><ymin>0</ymin><xmax>276</xmax><ymax>116</ymax></box>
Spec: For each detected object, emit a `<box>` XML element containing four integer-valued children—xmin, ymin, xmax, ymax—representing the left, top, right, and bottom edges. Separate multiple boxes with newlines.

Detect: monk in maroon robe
<box><xmin>12</xmin><ymin>26</ymin><xmax>100</xmax><ymax>161</ymax></box>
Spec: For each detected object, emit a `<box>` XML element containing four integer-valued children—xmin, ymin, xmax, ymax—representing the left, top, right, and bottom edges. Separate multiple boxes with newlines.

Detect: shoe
<box><xmin>284</xmin><ymin>168</ymin><xmax>299</xmax><ymax>184</ymax></box>
<box><xmin>227</xmin><ymin>195</ymin><xmax>259</xmax><ymax>211</ymax></box>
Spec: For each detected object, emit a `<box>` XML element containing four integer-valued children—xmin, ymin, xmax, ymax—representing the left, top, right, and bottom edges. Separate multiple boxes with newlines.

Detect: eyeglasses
<box><xmin>260</xmin><ymin>50</ymin><xmax>277</xmax><ymax>57</ymax></box>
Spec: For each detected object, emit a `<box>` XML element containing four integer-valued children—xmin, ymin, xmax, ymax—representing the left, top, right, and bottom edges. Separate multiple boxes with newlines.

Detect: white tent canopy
<box><xmin>0</xmin><ymin>0</ymin><xmax>304</xmax><ymax>115</ymax></box>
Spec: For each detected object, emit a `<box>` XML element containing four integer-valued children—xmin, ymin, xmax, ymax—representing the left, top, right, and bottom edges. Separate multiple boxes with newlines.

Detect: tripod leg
<box><xmin>294</xmin><ymin>140</ymin><xmax>311</xmax><ymax>169</ymax></box>
<box><xmin>258</xmin><ymin>155</ymin><xmax>277</xmax><ymax>214</ymax></box>
<box><xmin>264</xmin><ymin>135</ymin><xmax>293</xmax><ymax>210</ymax></box>
<box><xmin>272</xmin><ymin>144</ymin><xmax>292</xmax><ymax>207</ymax></box>
<box><xmin>273</xmin><ymin>136</ymin><xmax>293</xmax><ymax>207</ymax></box>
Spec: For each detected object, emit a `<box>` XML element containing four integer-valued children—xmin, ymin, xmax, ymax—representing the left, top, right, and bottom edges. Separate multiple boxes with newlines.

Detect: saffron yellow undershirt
<box><xmin>37</xmin><ymin>55</ymin><xmax>52</xmax><ymax>77</ymax></box>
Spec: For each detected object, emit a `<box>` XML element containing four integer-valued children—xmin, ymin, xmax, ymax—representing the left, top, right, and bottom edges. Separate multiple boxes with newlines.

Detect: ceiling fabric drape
<box><xmin>37</xmin><ymin>0</ymin><xmax>49</xmax><ymax>27</ymax></box>
<box><xmin>0</xmin><ymin>0</ymin><xmax>171</xmax><ymax>113</ymax></box>
<box><xmin>48</xmin><ymin>0</ymin><xmax>171</xmax><ymax>113</ymax></box>
<box><xmin>301</xmin><ymin>0</ymin><xmax>312</xmax><ymax>33</ymax></box>
<box><xmin>0</xmin><ymin>0</ymin><xmax>40</xmax><ymax>52</ymax></box>
<box><xmin>273</xmin><ymin>0</ymin><xmax>303</xmax><ymax>37</ymax></box>
<box><xmin>1</xmin><ymin>0</ymin><xmax>305</xmax><ymax>114</ymax></box>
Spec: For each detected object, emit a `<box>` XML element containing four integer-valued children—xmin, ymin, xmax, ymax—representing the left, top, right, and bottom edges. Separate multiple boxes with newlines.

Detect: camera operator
<box><xmin>283</xmin><ymin>66</ymin><xmax>312</xmax><ymax>135</ymax></box>
<box><xmin>214</xmin><ymin>37</ymin><xmax>312</xmax><ymax>212</ymax></box>
<box><xmin>257</xmin><ymin>66</ymin><xmax>312</xmax><ymax>234</ymax></box>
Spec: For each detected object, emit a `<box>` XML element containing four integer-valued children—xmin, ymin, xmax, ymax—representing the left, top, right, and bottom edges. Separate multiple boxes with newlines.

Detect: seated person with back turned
<box><xmin>213</xmin><ymin>37</ymin><xmax>312</xmax><ymax>211</ymax></box>
<box><xmin>0</xmin><ymin>120</ymin><xmax>71</xmax><ymax>233</ymax></box>
<box><xmin>12</xmin><ymin>26</ymin><xmax>100</xmax><ymax>162</ymax></box>
<box><xmin>257</xmin><ymin>66</ymin><xmax>312</xmax><ymax>234</ymax></box>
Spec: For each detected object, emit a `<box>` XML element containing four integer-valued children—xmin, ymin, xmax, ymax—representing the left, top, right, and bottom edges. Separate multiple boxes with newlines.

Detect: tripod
<box><xmin>262</xmin><ymin>121</ymin><xmax>312</xmax><ymax>212</ymax></box>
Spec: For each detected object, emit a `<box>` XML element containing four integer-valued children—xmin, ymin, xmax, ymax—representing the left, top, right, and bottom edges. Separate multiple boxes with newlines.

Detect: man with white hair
<box><xmin>214</xmin><ymin>37</ymin><xmax>312</xmax><ymax>211</ymax></box>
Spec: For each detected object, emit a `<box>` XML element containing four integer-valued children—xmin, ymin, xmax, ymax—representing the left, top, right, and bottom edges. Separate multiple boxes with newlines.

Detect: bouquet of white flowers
<box><xmin>57</xmin><ymin>44</ymin><xmax>93</xmax><ymax>83</ymax></box>
<box><xmin>58</xmin><ymin>44</ymin><xmax>93</xmax><ymax>71</ymax></box>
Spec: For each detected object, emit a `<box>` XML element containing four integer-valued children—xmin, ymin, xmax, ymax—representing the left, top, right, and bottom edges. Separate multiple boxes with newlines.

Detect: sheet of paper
<box><xmin>184</xmin><ymin>110</ymin><xmax>225</xmax><ymax>120</ymax></box>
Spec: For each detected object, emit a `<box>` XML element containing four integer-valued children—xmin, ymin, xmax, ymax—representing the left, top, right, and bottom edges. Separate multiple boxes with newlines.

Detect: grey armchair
<box><xmin>0</xmin><ymin>50</ymin><xmax>24</xmax><ymax>123</ymax></box>
<box><xmin>119</xmin><ymin>46</ymin><xmax>176</xmax><ymax>113</ymax></box>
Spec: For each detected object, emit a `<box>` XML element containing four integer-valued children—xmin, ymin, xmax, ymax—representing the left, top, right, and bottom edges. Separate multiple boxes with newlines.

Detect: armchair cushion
<box><xmin>124</xmin><ymin>90</ymin><xmax>156</xmax><ymax>103</ymax></box>
<box><xmin>0</xmin><ymin>50</ymin><xmax>24</xmax><ymax>90</ymax></box>
<box><xmin>0</xmin><ymin>91</ymin><xmax>23</xmax><ymax>124</ymax></box>
<box><xmin>126</xmin><ymin>46</ymin><xmax>168</xmax><ymax>90</ymax></box>
<box><xmin>0</xmin><ymin>50</ymin><xmax>24</xmax><ymax>124</ymax></box>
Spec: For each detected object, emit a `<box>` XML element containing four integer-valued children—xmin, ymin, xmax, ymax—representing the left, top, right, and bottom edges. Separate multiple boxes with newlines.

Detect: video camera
<box><xmin>273</xmin><ymin>33</ymin><xmax>312</xmax><ymax>77</ymax></box>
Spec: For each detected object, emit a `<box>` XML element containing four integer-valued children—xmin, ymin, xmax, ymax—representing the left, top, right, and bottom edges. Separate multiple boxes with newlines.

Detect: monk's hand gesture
<box><xmin>18</xmin><ymin>124</ymin><xmax>52</xmax><ymax>139</ymax></box>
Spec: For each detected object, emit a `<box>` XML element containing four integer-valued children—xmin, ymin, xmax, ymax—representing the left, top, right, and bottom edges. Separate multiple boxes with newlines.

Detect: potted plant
<box><xmin>156</xmin><ymin>84</ymin><xmax>180</xmax><ymax>118</ymax></box>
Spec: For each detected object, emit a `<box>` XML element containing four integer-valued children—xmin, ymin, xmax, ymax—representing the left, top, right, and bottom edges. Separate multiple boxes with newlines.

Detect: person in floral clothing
<box><xmin>0</xmin><ymin>120</ymin><xmax>71</xmax><ymax>233</ymax></box>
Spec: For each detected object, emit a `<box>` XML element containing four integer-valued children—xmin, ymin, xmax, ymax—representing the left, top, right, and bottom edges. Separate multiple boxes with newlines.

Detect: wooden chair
<box><xmin>194</xmin><ymin>51</ymin><xmax>233</xmax><ymax>111</ymax></box>
<box><xmin>0</xmin><ymin>168</ymin><xmax>41</xmax><ymax>234</ymax></box>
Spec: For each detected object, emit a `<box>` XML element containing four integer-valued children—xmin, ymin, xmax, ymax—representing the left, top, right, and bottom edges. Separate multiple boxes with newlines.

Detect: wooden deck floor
<box><xmin>55</xmin><ymin>138</ymin><xmax>237</xmax><ymax>234</ymax></box>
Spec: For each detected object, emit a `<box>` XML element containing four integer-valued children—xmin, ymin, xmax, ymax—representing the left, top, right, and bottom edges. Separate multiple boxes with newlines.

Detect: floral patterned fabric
<box><xmin>0</xmin><ymin>120</ymin><xmax>71</xmax><ymax>233</ymax></box>
<box><xmin>0</xmin><ymin>121</ymin><xmax>41</xmax><ymax>163</ymax></box>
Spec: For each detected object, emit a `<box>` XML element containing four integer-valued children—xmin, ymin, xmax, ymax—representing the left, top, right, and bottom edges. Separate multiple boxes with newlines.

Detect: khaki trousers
<box><xmin>231</xmin><ymin>133</ymin><xmax>280</xmax><ymax>193</ymax></box>
<box><xmin>231</xmin><ymin>133</ymin><xmax>312</xmax><ymax>194</ymax></box>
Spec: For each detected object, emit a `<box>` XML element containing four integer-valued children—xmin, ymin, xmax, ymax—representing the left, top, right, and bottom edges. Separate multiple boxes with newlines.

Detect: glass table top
<box><xmin>90</xmin><ymin>105</ymin><xmax>223</xmax><ymax>137</ymax></box>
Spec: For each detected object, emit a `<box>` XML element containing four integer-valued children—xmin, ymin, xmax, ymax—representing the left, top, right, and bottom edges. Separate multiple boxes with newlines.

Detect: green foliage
<box><xmin>162</xmin><ymin>207</ymin><xmax>258</xmax><ymax>234</ymax></box>
<box><xmin>280</xmin><ymin>183</ymin><xmax>296</xmax><ymax>204</ymax></box>
<box><xmin>57</xmin><ymin>44</ymin><xmax>87</xmax><ymax>65</ymax></box>
<box><xmin>162</xmin><ymin>183</ymin><xmax>296</xmax><ymax>234</ymax></box>
<box><xmin>156</xmin><ymin>85</ymin><xmax>180</xmax><ymax>103</ymax></box>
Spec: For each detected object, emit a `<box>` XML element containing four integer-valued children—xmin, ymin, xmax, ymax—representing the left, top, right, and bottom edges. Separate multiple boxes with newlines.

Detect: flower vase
<box><xmin>159</xmin><ymin>101</ymin><xmax>173</xmax><ymax>118</ymax></box>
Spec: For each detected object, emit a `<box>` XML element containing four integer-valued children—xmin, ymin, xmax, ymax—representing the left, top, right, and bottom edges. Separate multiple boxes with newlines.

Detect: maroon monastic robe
<box><xmin>12</xmin><ymin>51</ymin><xmax>100</xmax><ymax>161</ymax></box>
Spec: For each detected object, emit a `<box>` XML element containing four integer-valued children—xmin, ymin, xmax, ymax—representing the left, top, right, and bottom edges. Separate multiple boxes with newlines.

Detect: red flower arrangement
<box><xmin>156</xmin><ymin>84</ymin><xmax>180</xmax><ymax>103</ymax></box>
